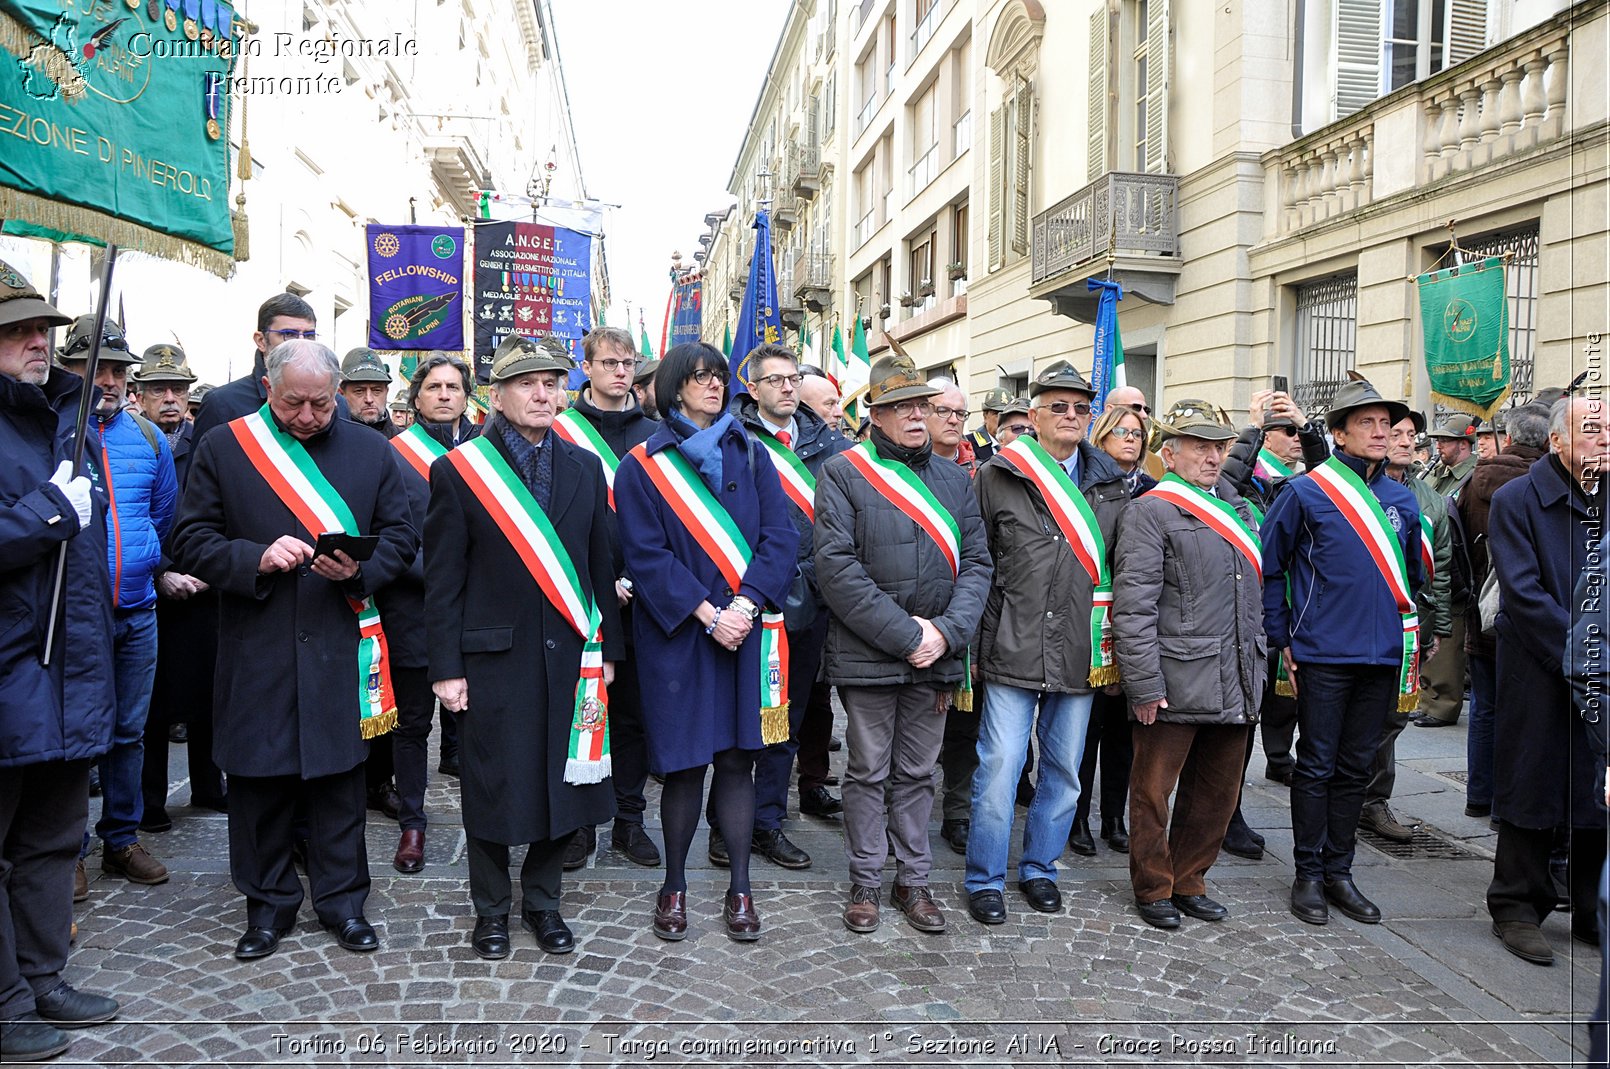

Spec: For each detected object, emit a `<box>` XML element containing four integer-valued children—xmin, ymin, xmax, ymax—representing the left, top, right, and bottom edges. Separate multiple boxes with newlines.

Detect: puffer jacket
<box><xmin>94</xmin><ymin>408</ymin><xmax>178</xmax><ymax>610</ymax></box>
<box><xmin>0</xmin><ymin>367</ymin><xmax>116</xmax><ymax>768</ymax></box>
<box><xmin>1113</xmin><ymin>476</ymin><xmax>1266</xmax><ymax>723</ymax></box>
<box><xmin>1222</xmin><ymin>420</ymin><xmax>1330</xmax><ymax>514</ymax></box>
<box><xmin>975</xmin><ymin>440</ymin><xmax>1128</xmax><ymax>694</ymax></box>
<box><xmin>814</xmin><ymin>431</ymin><xmax>993</xmax><ymax>687</ymax></box>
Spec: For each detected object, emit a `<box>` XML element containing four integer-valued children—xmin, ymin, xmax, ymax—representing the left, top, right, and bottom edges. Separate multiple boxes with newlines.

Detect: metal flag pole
<box><xmin>43</xmin><ymin>243</ymin><xmax>120</xmax><ymax>666</ymax></box>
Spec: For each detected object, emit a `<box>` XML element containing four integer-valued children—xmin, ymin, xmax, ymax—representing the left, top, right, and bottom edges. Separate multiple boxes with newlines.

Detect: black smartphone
<box><xmin>1272</xmin><ymin>375</ymin><xmax>1289</xmax><ymax>395</ymax></box>
<box><xmin>314</xmin><ymin>532</ymin><xmax>379</xmax><ymax>562</ymax></box>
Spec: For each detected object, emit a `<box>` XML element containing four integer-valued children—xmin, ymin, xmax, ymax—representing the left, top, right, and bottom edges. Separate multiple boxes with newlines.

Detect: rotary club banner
<box><xmin>366</xmin><ymin>224</ymin><xmax>465</xmax><ymax>351</ymax></box>
<box><xmin>472</xmin><ymin>219</ymin><xmax>592</xmax><ymax>383</ymax></box>
<box><xmin>1416</xmin><ymin>255</ymin><xmax>1511</xmax><ymax>421</ymax></box>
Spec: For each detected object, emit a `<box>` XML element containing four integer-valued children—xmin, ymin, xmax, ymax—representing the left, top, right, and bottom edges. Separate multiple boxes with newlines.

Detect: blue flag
<box><xmin>730</xmin><ymin>209</ymin><xmax>785</xmax><ymax>390</ymax></box>
<box><xmin>1087</xmin><ymin>278</ymin><xmax>1126</xmax><ymax>418</ymax></box>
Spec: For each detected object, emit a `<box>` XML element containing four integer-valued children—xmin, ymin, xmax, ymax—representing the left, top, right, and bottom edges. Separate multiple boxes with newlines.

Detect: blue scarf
<box><xmin>668</xmin><ymin>409</ymin><xmax>735</xmax><ymax>492</ymax></box>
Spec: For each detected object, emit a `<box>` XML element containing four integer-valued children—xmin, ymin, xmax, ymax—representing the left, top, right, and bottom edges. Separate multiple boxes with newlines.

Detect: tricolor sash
<box><xmin>229</xmin><ymin>406</ymin><xmax>396</xmax><ymax>739</ymax></box>
<box><xmin>391</xmin><ymin>422</ymin><xmax>447</xmax><ymax>481</ymax></box>
<box><xmin>757</xmin><ymin>433</ymin><xmax>817</xmax><ymax>523</ymax></box>
<box><xmin>448</xmin><ymin>436</ymin><xmax>611</xmax><ymax>783</ymax></box>
<box><xmin>1308</xmin><ymin>456</ymin><xmax>1422</xmax><ymax>710</ymax></box>
<box><xmin>1254</xmin><ymin>448</ymin><xmax>1295</xmax><ymax>483</ymax></box>
<box><xmin>1145</xmin><ymin>474</ymin><xmax>1263</xmax><ymax>578</ymax></box>
<box><xmin>1419</xmin><ymin>513</ymin><xmax>1435</xmax><ymax>584</ymax></box>
<box><xmin>552</xmin><ymin>409</ymin><xmax>620</xmax><ymax>510</ymax></box>
<box><xmin>629</xmin><ymin>442</ymin><xmax>789</xmax><ymax>743</ymax></box>
<box><xmin>844</xmin><ymin>441</ymin><xmax>960</xmax><ymax>577</ymax></box>
<box><xmin>996</xmin><ymin>438</ymin><xmax>1118</xmax><ymax>686</ymax></box>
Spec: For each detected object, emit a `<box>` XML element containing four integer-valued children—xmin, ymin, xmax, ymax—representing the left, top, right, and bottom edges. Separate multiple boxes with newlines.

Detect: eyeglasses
<box><xmin>1267</xmin><ymin>425</ymin><xmax>1299</xmax><ymax>437</ymax></box>
<box><xmin>690</xmin><ymin>368</ymin><xmax>729</xmax><ymax>386</ymax></box>
<box><xmin>266</xmin><ymin>328</ymin><xmax>318</xmax><ymax>341</ymax></box>
<box><xmin>1003</xmin><ymin>423</ymin><xmax>1035</xmax><ymax>436</ymax></box>
<box><xmin>1108</xmin><ymin>426</ymin><xmax>1146</xmax><ymax>441</ymax></box>
<box><xmin>593</xmin><ymin>357</ymin><xmax>637</xmax><ymax>373</ymax></box>
<box><xmin>1125</xmin><ymin>402</ymin><xmax>1153</xmax><ymax>416</ymax></box>
<box><xmin>890</xmin><ymin>400</ymin><xmax>934</xmax><ymax>418</ymax></box>
<box><xmin>932</xmin><ymin>405</ymin><xmax>969</xmax><ymax>422</ymax></box>
<box><xmin>754</xmin><ymin>373</ymin><xmax>805</xmax><ymax>389</ymax></box>
<box><xmin>1038</xmin><ymin>401</ymin><xmax>1092</xmax><ymax>416</ymax></box>
<box><xmin>61</xmin><ymin>333</ymin><xmax>129</xmax><ymax>356</ymax></box>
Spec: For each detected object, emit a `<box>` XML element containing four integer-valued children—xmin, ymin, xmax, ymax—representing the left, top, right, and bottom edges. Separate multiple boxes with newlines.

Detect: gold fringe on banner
<box><xmin>759</xmin><ymin>702</ymin><xmax>790</xmax><ymax>746</ymax></box>
<box><xmin>0</xmin><ymin>187</ymin><xmax>235</xmax><ymax>279</ymax></box>
<box><xmin>0</xmin><ymin>10</ymin><xmax>86</xmax><ymax>100</ymax></box>
<box><xmin>1088</xmin><ymin>665</ymin><xmax>1120</xmax><ymax>688</ymax></box>
<box><xmin>951</xmin><ymin>685</ymin><xmax>972</xmax><ymax>713</ymax></box>
<box><xmin>1430</xmin><ymin>385</ymin><xmax>1513</xmax><ymax>425</ymax></box>
<box><xmin>360</xmin><ymin>705</ymin><xmax>397</xmax><ymax>740</ymax></box>
<box><xmin>1275</xmin><ymin>679</ymin><xmax>1296</xmax><ymax>699</ymax></box>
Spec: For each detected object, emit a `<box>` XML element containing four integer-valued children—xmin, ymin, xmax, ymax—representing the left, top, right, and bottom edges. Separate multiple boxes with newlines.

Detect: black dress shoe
<box><xmin>234</xmin><ymin>925</ymin><xmax>291</xmax><ymax>960</ymax></box>
<box><xmin>1101</xmin><ymin>816</ymin><xmax>1129</xmax><ymax>853</ymax></box>
<box><xmin>1018</xmin><ymin>878</ymin><xmax>1062</xmax><ymax>913</ymax></box>
<box><xmin>1322</xmin><ymin>879</ymin><xmax>1381</xmax><ymax>924</ymax></box>
<box><xmin>437</xmin><ymin>754</ymin><xmax>460</xmax><ymax>778</ymax></box>
<box><xmin>940</xmin><ymin>819</ymin><xmax>969</xmax><ymax>855</ymax></box>
<box><xmin>1171</xmin><ymin>894</ymin><xmax>1229</xmax><ymax>922</ymax></box>
<box><xmin>752</xmin><ymin>828</ymin><xmax>811</xmax><ymax>869</ymax></box>
<box><xmin>168</xmin><ymin>721</ymin><xmax>189</xmax><ymax>743</ymax></box>
<box><xmin>191</xmin><ymin>794</ymin><xmax>228</xmax><ymax>814</ymax></box>
<box><xmin>0</xmin><ymin>1018</ymin><xmax>71</xmax><ymax>1060</ymax></box>
<box><xmin>366</xmin><ymin>783</ymin><xmax>401</xmax><ymax>820</ymax></box>
<box><xmin>968</xmin><ymin>889</ymin><xmax>1007</xmax><ymax>925</ymax></box>
<box><xmin>521</xmin><ymin>910</ymin><xmax>574</xmax><ymax>954</ymax></box>
<box><xmin>33</xmin><ymin>983</ymin><xmax>119</xmax><ymax>1027</ymax></box>
<box><xmin>1464</xmin><ymin>801</ymin><xmax>1492</xmax><ymax>818</ymax></box>
<box><xmin>471</xmin><ymin>914</ymin><xmax>510</xmax><ymax>960</ymax></box>
<box><xmin>1412</xmin><ymin>714</ymin><xmax>1455</xmax><ymax>727</ymax></box>
<box><xmin>1290</xmin><ymin>879</ymin><xmax>1329</xmax><ymax>925</ymax></box>
<box><xmin>706</xmin><ymin>827</ymin><xmax>730</xmax><ymax>868</ymax></box>
<box><xmin>563</xmin><ymin>826</ymin><xmax>595</xmax><ymax>871</ymax></box>
<box><xmin>1067</xmin><ymin>821</ymin><xmax>1097</xmax><ymax>857</ymax></box>
<box><xmin>1135</xmin><ymin>899</ymin><xmax>1181</xmax><ymax>929</ymax></box>
<box><xmin>611</xmin><ymin>823</ymin><xmax>662</xmax><ymax>867</ymax></box>
<box><xmin>828</xmin><ymin>735</ymin><xmax>843</xmax><ymax>752</ymax></box>
<box><xmin>1220</xmin><ymin>825</ymin><xmax>1265</xmax><ymax>861</ymax></box>
<box><xmin>799</xmin><ymin>785</ymin><xmax>843</xmax><ymax>817</ymax></box>
<box><xmin>138</xmin><ymin>808</ymin><xmax>174</xmax><ymax>833</ymax></box>
<box><xmin>324</xmin><ymin>916</ymin><xmax>379</xmax><ymax>952</ymax></box>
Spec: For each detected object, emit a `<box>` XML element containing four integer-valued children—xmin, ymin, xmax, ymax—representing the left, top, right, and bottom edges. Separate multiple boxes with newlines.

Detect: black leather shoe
<box><xmin>1323</xmin><ymin>879</ymin><xmax>1381</xmax><ymax>924</ymax></box>
<box><xmin>471</xmin><ymin>914</ymin><xmax>510</xmax><ymax>960</ymax></box>
<box><xmin>138</xmin><ymin>808</ymin><xmax>174</xmax><ymax>833</ymax></box>
<box><xmin>437</xmin><ymin>753</ymin><xmax>460</xmax><ymax>778</ymax></box>
<box><xmin>706</xmin><ymin>827</ymin><xmax>730</xmax><ymax>868</ymax></box>
<box><xmin>1135</xmin><ymin>899</ymin><xmax>1180</xmax><ymax>929</ymax></box>
<box><xmin>1290</xmin><ymin>879</ymin><xmax>1329</xmax><ymax>925</ymax></box>
<box><xmin>1412</xmin><ymin>713</ymin><xmax>1454</xmax><ymax>727</ymax></box>
<box><xmin>1101</xmin><ymin>817</ymin><xmax>1129</xmax><ymax>853</ymax></box>
<box><xmin>1018</xmin><ymin>878</ymin><xmax>1062</xmax><ymax>913</ymax></box>
<box><xmin>0</xmin><ymin>1017</ymin><xmax>71</xmax><ymax>1059</ymax></box>
<box><xmin>1221</xmin><ymin>823</ymin><xmax>1265</xmax><ymax>861</ymax></box>
<box><xmin>968</xmin><ymin>889</ymin><xmax>1007</xmax><ymax>925</ymax></box>
<box><xmin>940</xmin><ymin>819</ymin><xmax>969</xmax><ymax>855</ymax></box>
<box><xmin>191</xmin><ymin>794</ymin><xmax>228</xmax><ymax>814</ymax></box>
<box><xmin>799</xmin><ymin>785</ymin><xmax>843</xmax><ymax>817</ymax></box>
<box><xmin>33</xmin><ymin>983</ymin><xmax>119</xmax><ymax>1027</ymax></box>
<box><xmin>366</xmin><ymin>783</ymin><xmax>401</xmax><ymax>820</ymax></box>
<box><xmin>1067</xmin><ymin>821</ymin><xmax>1097</xmax><ymax>857</ymax></box>
<box><xmin>324</xmin><ymin>916</ymin><xmax>379</xmax><ymax>952</ymax></box>
<box><xmin>563</xmin><ymin>826</ymin><xmax>595</xmax><ymax>871</ymax></box>
<box><xmin>234</xmin><ymin>925</ymin><xmax>291</xmax><ymax>960</ymax></box>
<box><xmin>611</xmin><ymin>823</ymin><xmax>662</xmax><ymax>867</ymax></box>
<box><xmin>828</xmin><ymin>735</ymin><xmax>843</xmax><ymax>752</ymax></box>
<box><xmin>1171</xmin><ymin>894</ymin><xmax>1229</xmax><ymax>922</ymax></box>
<box><xmin>521</xmin><ymin>910</ymin><xmax>574</xmax><ymax>954</ymax></box>
<box><xmin>752</xmin><ymin>828</ymin><xmax>811</xmax><ymax>869</ymax></box>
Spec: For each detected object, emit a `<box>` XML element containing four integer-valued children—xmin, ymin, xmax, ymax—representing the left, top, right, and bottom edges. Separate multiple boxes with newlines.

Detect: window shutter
<box><xmin>988</xmin><ymin>105</ymin><xmax>1005</xmax><ymax>269</ymax></box>
<box><xmin>1446</xmin><ymin>0</ymin><xmax>1489</xmax><ymax>66</ymax></box>
<box><xmin>1012</xmin><ymin>73</ymin><xmax>1032</xmax><ymax>255</ymax></box>
<box><xmin>1088</xmin><ymin>6</ymin><xmax>1108</xmax><ymax>182</ymax></box>
<box><xmin>1144</xmin><ymin>0</ymin><xmax>1169</xmax><ymax>174</ymax></box>
<box><xmin>1333</xmin><ymin>0</ymin><xmax>1382</xmax><ymax>120</ymax></box>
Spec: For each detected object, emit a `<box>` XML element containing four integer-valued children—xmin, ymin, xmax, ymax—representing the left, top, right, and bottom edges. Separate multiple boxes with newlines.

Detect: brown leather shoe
<box><xmin>392</xmin><ymin>829</ymin><xmax>425</xmax><ymax>874</ymax></box>
<box><xmin>892</xmin><ymin>883</ymin><xmax>946</xmax><ymax>933</ymax></box>
<box><xmin>723</xmin><ymin>892</ymin><xmax>761</xmax><ymax>942</ymax></box>
<box><xmin>101</xmin><ymin>842</ymin><xmax>168</xmax><ymax>885</ymax></box>
<box><xmin>652</xmin><ymin>891</ymin><xmax>687</xmax><ymax>941</ymax></box>
<box><xmin>843</xmin><ymin>884</ymin><xmax>880</xmax><ymax>933</ymax></box>
<box><xmin>73</xmin><ymin>860</ymin><xmax>88</xmax><ymax>903</ymax></box>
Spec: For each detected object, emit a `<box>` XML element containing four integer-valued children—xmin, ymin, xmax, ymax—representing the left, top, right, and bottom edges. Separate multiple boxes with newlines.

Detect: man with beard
<box><xmin>340</xmin><ymin>349</ymin><xmax>400</xmax><ymax>439</ymax></box>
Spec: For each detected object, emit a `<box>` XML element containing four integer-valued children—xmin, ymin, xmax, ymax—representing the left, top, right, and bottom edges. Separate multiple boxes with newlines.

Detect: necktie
<box><xmin>776</xmin><ymin>430</ymin><xmax>792</xmax><ymax>449</ymax></box>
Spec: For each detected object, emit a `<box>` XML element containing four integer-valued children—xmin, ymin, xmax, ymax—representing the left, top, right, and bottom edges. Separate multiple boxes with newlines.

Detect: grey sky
<box><xmin>550</xmin><ymin>0</ymin><xmax>788</xmax><ymax>349</ymax></box>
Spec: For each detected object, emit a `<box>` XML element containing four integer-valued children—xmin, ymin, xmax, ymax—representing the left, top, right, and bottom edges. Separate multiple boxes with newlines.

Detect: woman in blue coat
<box><xmin>615</xmin><ymin>343</ymin><xmax>796</xmax><ymax>944</ymax></box>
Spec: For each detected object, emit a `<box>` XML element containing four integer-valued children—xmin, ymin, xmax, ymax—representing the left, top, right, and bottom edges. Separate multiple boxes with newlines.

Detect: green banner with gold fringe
<box><xmin>1415</xmin><ymin>255</ymin><xmax>1511</xmax><ymax>421</ymax></box>
<box><xmin>0</xmin><ymin>0</ymin><xmax>237</xmax><ymax>276</ymax></box>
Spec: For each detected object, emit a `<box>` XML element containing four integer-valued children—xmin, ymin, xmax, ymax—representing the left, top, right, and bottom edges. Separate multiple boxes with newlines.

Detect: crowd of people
<box><xmin>1</xmin><ymin>259</ymin><xmax>1605</xmax><ymax>1062</ymax></box>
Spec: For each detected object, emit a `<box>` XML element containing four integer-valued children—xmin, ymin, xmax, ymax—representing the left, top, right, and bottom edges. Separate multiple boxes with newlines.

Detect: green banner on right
<box><xmin>1416</xmin><ymin>255</ymin><xmax>1511</xmax><ymax>421</ymax></box>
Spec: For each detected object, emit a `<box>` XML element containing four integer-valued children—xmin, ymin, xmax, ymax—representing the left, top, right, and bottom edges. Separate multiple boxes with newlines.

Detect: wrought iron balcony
<box><xmin>785</xmin><ymin>142</ymin><xmax>822</xmax><ymax>198</ymax></box>
<box><xmin>791</xmin><ymin>249</ymin><xmax>835</xmax><ymax>312</ymax></box>
<box><xmin>1030</xmin><ymin>171</ymin><xmax>1180</xmax><ymax>286</ymax></box>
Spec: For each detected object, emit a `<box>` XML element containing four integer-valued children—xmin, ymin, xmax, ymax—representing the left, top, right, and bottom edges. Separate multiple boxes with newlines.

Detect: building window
<box><xmin>908</xmin><ymin>232</ymin><xmax>934</xmax><ymax>314</ymax></box>
<box><xmin>910</xmin><ymin>84</ymin><xmax>938</xmax><ymax>196</ymax></box>
<box><xmin>1132</xmin><ymin>1</ymin><xmax>1149</xmax><ymax>172</ymax></box>
<box><xmin>1293</xmin><ymin>272</ymin><xmax>1358</xmax><ymax>417</ymax></box>
<box><xmin>1333</xmin><ymin>0</ymin><xmax>1487</xmax><ymax>119</ymax></box>
<box><xmin>824</xmin><ymin>71</ymin><xmax>837</xmax><ymax>134</ymax></box>
<box><xmin>987</xmin><ymin>73</ymin><xmax>1033</xmax><ymax>269</ymax></box>
<box><xmin>1437</xmin><ymin>225</ymin><xmax>1541</xmax><ymax>403</ymax></box>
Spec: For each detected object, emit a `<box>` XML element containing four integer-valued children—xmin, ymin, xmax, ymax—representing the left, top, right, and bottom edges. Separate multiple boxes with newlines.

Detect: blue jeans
<box><xmin>964</xmin><ymin>684</ymin><xmax>1092</xmax><ymax>894</ymax></box>
<box><xmin>88</xmin><ymin>609</ymin><xmax>159</xmax><ymax>852</ymax></box>
<box><xmin>1466</xmin><ymin>653</ymin><xmax>1496</xmax><ymax>810</ymax></box>
<box><xmin>1291</xmin><ymin>662</ymin><xmax>1396</xmax><ymax>881</ymax></box>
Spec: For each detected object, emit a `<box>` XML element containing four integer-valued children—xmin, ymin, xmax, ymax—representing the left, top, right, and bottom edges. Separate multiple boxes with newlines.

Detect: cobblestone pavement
<box><xmin>51</xmin><ymin>717</ymin><xmax>1594</xmax><ymax>1068</ymax></box>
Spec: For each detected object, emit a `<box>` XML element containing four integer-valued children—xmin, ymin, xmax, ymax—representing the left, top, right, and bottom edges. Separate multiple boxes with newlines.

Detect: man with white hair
<box><xmin>172</xmin><ymin>341</ymin><xmax>419</xmax><ymax>961</ymax></box>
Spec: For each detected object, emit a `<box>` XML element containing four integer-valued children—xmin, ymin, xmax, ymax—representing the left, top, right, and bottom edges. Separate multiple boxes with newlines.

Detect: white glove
<box><xmin>48</xmin><ymin>460</ymin><xmax>93</xmax><ymax>530</ymax></box>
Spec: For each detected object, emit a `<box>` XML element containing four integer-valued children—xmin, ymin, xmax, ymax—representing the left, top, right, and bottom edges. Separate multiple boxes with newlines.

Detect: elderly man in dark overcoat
<box><xmin>1486</xmin><ymin>395</ymin><xmax>1610</xmax><ymax>966</ymax></box>
<box><xmin>172</xmin><ymin>340</ymin><xmax>417</xmax><ymax>961</ymax></box>
<box><xmin>426</xmin><ymin>337</ymin><xmax>621</xmax><ymax>959</ymax></box>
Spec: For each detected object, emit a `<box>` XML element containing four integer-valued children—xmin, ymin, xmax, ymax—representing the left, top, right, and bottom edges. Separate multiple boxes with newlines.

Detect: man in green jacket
<box><xmin>1414</xmin><ymin>415</ymin><xmax>1477</xmax><ymax>728</ymax></box>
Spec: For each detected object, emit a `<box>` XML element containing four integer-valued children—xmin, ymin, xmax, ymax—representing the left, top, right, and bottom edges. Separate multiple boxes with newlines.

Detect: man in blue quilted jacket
<box><xmin>58</xmin><ymin>316</ymin><xmax>178</xmax><ymax>892</ymax></box>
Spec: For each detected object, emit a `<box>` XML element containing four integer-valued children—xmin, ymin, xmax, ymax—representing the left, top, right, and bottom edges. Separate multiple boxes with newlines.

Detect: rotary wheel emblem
<box><xmin>373</xmin><ymin>233</ymin><xmax>401</xmax><ymax>258</ymax></box>
<box><xmin>384</xmin><ymin>314</ymin><xmax>410</xmax><ymax>339</ymax></box>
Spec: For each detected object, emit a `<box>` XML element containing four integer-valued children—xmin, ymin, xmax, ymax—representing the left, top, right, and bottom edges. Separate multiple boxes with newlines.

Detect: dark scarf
<box><xmin>870</xmin><ymin>425</ymin><xmax>932</xmax><ymax>469</ymax></box>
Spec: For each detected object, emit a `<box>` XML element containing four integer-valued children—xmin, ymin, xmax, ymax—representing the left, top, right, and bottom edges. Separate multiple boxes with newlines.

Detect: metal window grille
<box><xmin>1293</xmin><ymin>273</ymin><xmax>1358</xmax><ymax>418</ymax></box>
<box><xmin>1447</xmin><ymin>225</ymin><xmax>1540</xmax><ymax>404</ymax></box>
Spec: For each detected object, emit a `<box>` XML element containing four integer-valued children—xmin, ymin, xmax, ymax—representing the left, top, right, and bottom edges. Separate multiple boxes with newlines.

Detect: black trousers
<box><xmin>467</xmin><ymin>836</ymin><xmax>567</xmax><ymax>917</ymax></box>
<box><xmin>607</xmin><ymin>652</ymin><xmax>648</xmax><ymax>827</ymax></box>
<box><xmin>390</xmin><ymin>666</ymin><xmax>433</xmax><ymax>832</ymax></box>
<box><xmin>1258</xmin><ymin>653</ymin><xmax>1299</xmax><ymax>776</ymax></box>
<box><xmin>796</xmin><ymin>681</ymin><xmax>837</xmax><ymax>793</ymax></box>
<box><xmin>1488</xmin><ymin>820</ymin><xmax>1607</xmax><ymax>926</ymax></box>
<box><xmin>1291</xmin><ymin>663</ymin><xmax>1395</xmax><ymax>881</ymax></box>
<box><xmin>1075</xmin><ymin>689</ymin><xmax>1132</xmax><ymax>829</ymax></box>
<box><xmin>940</xmin><ymin>695</ymin><xmax>979</xmax><ymax>824</ymax></box>
<box><xmin>142</xmin><ymin>593</ymin><xmax>225</xmax><ymax>811</ymax></box>
<box><xmin>0</xmin><ymin>760</ymin><xmax>88</xmax><ymax>1020</ymax></box>
<box><xmin>227</xmin><ymin>766</ymin><xmax>369</xmax><ymax>929</ymax></box>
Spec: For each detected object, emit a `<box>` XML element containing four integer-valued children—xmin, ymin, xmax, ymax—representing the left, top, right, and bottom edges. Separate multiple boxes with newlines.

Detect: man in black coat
<box><xmin>172</xmin><ymin>341</ymin><xmax>418</xmax><ymax>961</ymax></box>
<box><xmin>555</xmin><ymin>326</ymin><xmax>659</xmax><ymax>870</ymax></box>
<box><xmin>426</xmin><ymin>336</ymin><xmax>621</xmax><ymax>959</ymax></box>
<box><xmin>1486</xmin><ymin>395</ymin><xmax>1610</xmax><ymax>966</ymax></box>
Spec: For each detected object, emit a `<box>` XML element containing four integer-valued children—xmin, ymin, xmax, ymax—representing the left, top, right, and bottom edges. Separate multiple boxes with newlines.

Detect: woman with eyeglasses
<box><xmin>613</xmin><ymin>343</ymin><xmax>797</xmax><ymax>943</ymax></box>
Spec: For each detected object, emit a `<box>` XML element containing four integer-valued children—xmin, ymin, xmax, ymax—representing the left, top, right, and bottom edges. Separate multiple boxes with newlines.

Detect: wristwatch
<box><xmin>727</xmin><ymin>595</ymin><xmax>760</xmax><ymax>621</ymax></box>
